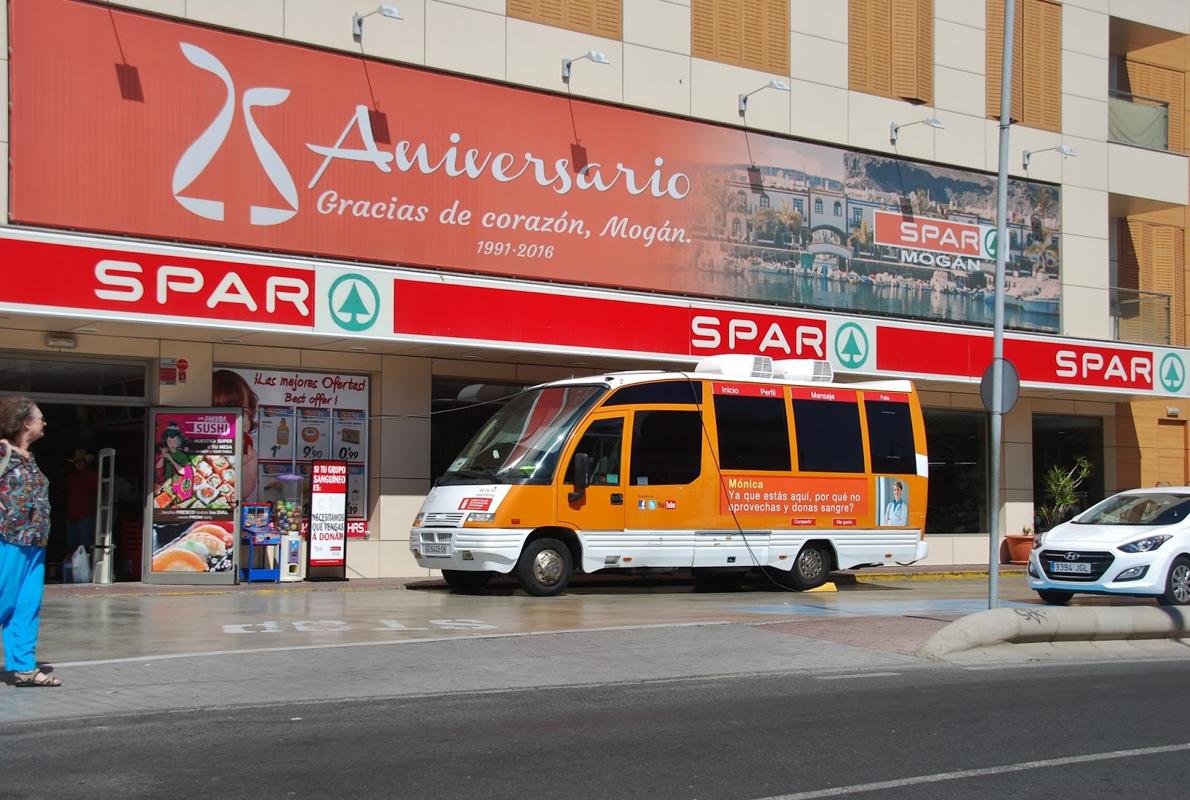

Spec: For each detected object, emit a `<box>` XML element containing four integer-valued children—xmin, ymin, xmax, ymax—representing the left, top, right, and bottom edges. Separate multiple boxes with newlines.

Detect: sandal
<box><xmin>14</xmin><ymin>669</ymin><xmax>61</xmax><ymax>687</ymax></box>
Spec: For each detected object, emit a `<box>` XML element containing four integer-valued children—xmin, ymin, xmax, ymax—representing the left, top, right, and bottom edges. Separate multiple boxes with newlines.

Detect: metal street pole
<box><xmin>988</xmin><ymin>0</ymin><xmax>1016</xmax><ymax>609</ymax></box>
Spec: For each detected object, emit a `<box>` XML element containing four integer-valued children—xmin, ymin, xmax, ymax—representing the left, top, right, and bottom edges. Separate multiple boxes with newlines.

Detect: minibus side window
<box><xmin>603</xmin><ymin>381</ymin><xmax>703</xmax><ymax>406</ymax></box>
<box><xmin>630</xmin><ymin>411</ymin><xmax>701</xmax><ymax>485</ymax></box>
<box><xmin>713</xmin><ymin>396</ymin><xmax>791</xmax><ymax>471</ymax></box>
<box><xmin>791</xmin><ymin>400</ymin><xmax>865</xmax><ymax>473</ymax></box>
<box><xmin>865</xmin><ymin>401</ymin><xmax>915</xmax><ymax>474</ymax></box>
<box><xmin>564</xmin><ymin>418</ymin><xmax>624</xmax><ymax>486</ymax></box>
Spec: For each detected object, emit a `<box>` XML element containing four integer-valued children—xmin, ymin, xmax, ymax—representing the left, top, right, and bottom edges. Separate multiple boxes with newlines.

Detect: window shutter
<box><xmin>916</xmin><ymin>0</ymin><xmax>933</xmax><ymax>104</ymax></box>
<box><xmin>1021</xmin><ymin>0</ymin><xmax>1043</xmax><ymax>125</ymax></box>
<box><xmin>764</xmin><ymin>0</ymin><xmax>789</xmax><ymax>75</ymax></box>
<box><xmin>594</xmin><ymin>0</ymin><xmax>621</xmax><ymax>39</ymax></box>
<box><xmin>869</xmin><ymin>0</ymin><xmax>893</xmax><ymax>96</ymax></box>
<box><xmin>849</xmin><ymin>0</ymin><xmax>872</xmax><ymax>93</ymax></box>
<box><xmin>986</xmin><ymin>0</ymin><xmax>1023</xmax><ymax>122</ymax></box>
<box><xmin>716</xmin><ymin>0</ymin><xmax>743</xmax><ymax>64</ymax></box>
<box><xmin>1037</xmin><ymin>0</ymin><xmax>1062</xmax><ymax>131</ymax></box>
<box><xmin>507</xmin><ymin>0</ymin><xmax>536</xmax><ymax>19</ymax></box>
<box><xmin>890</xmin><ymin>0</ymin><xmax>932</xmax><ymax>104</ymax></box>
<box><xmin>506</xmin><ymin>0</ymin><xmax>620</xmax><ymax>38</ymax></box>
<box><xmin>1123</xmin><ymin>59</ymin><xmax>1185</xmax><ymax>153</ymax></box>
<box><xmin>741</xmin><ymin>0</ymin><xmax>766</xmax><ymax>69</ymax></box>
<box><xmin>691</xmin><ymin>0</ymin><xmax>715</xmax><ymax>59</ymax></box>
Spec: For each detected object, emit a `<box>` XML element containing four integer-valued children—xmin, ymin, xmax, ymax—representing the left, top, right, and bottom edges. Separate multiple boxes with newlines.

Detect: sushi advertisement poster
<box><xmin>147</xmin><ymin>408</ymin><xmax>241</xmax><ymax>581</ymax></box>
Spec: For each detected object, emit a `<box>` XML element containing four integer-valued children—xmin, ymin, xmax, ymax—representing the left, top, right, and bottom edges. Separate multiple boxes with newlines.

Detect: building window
<box><xmin>507</xmin><ymin>0</ymin><xmax>621</xmax><ymax>39</ymax></box>
<box><xmin>924</xmin><ymin>409</ymin><xmax>987</xmax><ymax>534</ymax></box>
<box><xmin>1115</xmin><ymin>57</ymin><xmax>1185</xmax><ymax>153</ymax></box>
<box><xmin>1119</xmin><ymin>219</ymin><xmax>1185</xmax><ymax>346</ymax></box>
<box><xmin>814</xmin><ymin>198</ymin><xmax>823</xmax><ymax>214</ymax></box>
<box><xmin>852</xmin><ymin>208</ymin><xmax>863</xmax><ymax>227</ymax></box>
<box><xmin>691</xmin><ymin>0</ymin><xmax>789</xmax><ymax>75</ymax></box>
<box><xmin>848</xmin><ymin>0</ymin><xmax>933</xmax><ymax>105</ymax></box>
<box><xmin>833</xmin><ymin>200</ymin><xmax>842</xmax><ymax>216</ymax></box>
<box><xmin>794</xmin><ymin>199</ymin><xmax>803</xmax><ymax>214</ymax></box>
<box><xmin>986</xmin><ymin>0</ymin><xmax>1061</xmax><ymax>132</ymax></box>
<box><xmin>760</xmin><ymin>194</ymin><xmax>771</xmax><ymax>208</ymax></box>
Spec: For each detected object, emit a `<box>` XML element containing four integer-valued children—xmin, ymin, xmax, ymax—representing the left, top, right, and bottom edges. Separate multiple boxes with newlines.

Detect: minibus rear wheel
<box><xmin>768</xmin><ymin>544</ymin><xmax>830</xmax><ymax>590</ymax></box>
<box><xmin>516</xmin><ymin>537</ymin><xmax>573</xmax><ymax>597</ymax></box>
<box><xmin>441</xmin><ymin>569</ymin><xmax>494</xmax><ymax>593</ymax></box>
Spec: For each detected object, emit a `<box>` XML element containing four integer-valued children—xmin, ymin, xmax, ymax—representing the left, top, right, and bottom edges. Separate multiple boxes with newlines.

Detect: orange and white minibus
<box><xmin>411</xmin><ymin>355</ymin><xmax>928</xmax><ymax>596</ymax></box>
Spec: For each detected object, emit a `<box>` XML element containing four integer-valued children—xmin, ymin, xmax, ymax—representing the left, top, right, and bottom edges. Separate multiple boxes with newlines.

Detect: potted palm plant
<box><xmin>1003</xmin><ymin>458</ymin><xmax>1093</xmax><ymax>564</ymax></box>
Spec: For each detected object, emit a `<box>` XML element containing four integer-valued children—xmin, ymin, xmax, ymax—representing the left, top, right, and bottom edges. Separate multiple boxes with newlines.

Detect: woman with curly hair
<box><xmin>0</xmin><ymin>395</ymin><xmax>59</xmax><ymax>686</ymax></box>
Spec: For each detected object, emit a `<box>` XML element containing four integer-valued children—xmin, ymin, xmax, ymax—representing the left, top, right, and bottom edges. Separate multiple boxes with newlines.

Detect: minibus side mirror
<box><xmin>569</xmin><ymin>452</ymin><xmax>590</xmax><ymax>503</ymax></box>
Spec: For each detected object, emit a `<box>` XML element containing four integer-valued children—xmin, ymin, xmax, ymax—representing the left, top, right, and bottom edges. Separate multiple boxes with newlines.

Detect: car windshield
<box><xmin>1074</xmin><ymin>492</ymin><xmax>1190</xmax><ymax>526</ymax></box>
<box><xmin>437</xmin><ymin>384</ymin><xmax>607</xmax><ymax>486</ymax></box>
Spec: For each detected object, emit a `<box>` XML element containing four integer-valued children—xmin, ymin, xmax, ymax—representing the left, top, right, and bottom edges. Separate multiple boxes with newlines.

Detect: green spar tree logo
<box><xmin>834</xmin><ymin>322</ymin><xmax>869</xmax><ymax>369</ymax></box>
<box><xmin>329</xmin><ymin>274</ymin><xmax>380</xmax><ymax>332</ymax></box>
<box><xmin>1160</xmin><ymin>353</ymin><xmax>1186</xmax><ymax>393</ymax></box>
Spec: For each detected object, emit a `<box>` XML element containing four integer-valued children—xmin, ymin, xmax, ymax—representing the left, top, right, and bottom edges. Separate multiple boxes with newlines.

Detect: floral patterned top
<box><xmin>0</xmin><ymin>442</ymin><xmax>51</xmax><ymax>547</ymax></box>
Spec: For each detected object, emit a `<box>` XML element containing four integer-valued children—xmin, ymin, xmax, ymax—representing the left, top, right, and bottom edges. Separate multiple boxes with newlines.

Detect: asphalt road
<box><xmin>2</xmin><ymin>659</ymin><xmax>1187</xmax><ymax>799</ymax></box>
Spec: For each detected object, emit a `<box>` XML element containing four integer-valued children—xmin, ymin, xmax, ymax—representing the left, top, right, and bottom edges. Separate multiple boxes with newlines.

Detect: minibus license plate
<box><xmin>1050</xmin><ymin>561</ymin><xmax>1091</xmax><ymax>574</ymax></box>
<box><xmin>423</xmin><ymin>543</ymin><xmax>450</xmax><ymax>556</ymax></box>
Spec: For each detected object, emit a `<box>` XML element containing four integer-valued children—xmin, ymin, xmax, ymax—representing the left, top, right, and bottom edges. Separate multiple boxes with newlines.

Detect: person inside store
<box><xmin>65</xmin><ymin>448</ymin><xmax>98</xmax><ymax>552</ymax></box>
<box><xmin>0</xmin><ymin>396</ymin><xmax>61</xmax><ymax>686</ymax></box>
<box><xmin>212</xmin><ymin>369</ymin><xmax>259</xmax><ymax>499</ymax></box>
<box><xmin>883</xmin><ymin>480</ymin><xmax>908</xmax><ymax>527</ymax></box>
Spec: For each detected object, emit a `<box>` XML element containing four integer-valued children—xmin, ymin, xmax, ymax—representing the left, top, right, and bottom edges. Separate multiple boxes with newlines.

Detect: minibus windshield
<box><xmin>438</xmin><ymin>384</ymin><xmax>607</xmax><ymax>485</ymax></box>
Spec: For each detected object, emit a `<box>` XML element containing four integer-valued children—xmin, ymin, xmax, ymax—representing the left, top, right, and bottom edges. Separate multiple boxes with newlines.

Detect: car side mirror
<box><xmin>568</xmin><ymin>452</ymin><xmax>590</xmax><ymax>504</ymax></box>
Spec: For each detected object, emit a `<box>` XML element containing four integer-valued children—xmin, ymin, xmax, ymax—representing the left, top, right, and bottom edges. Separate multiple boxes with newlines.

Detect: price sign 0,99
<box><xmin>309</xmin><ymin>460</ymin><xmax>348</xmax><ymax>568</ymax></box>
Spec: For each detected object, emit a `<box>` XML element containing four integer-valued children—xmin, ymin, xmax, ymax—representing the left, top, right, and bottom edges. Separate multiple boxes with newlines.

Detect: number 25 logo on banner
<box><xmin>171</xmin><ymin>43</ymin><xmax>299</xmax><ymax>227</ymax></box>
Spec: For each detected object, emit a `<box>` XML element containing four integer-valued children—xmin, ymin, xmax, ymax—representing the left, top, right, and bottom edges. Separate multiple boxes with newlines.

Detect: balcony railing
<box><xmin>1111</xmin><ymin>286</ymin><xmax>1171</xmax><ymax>345</ymax></box>
<box><xmin>1109</xmin><ymin>90</ymin><xmax>1170</xmax><ymax>151</ymax></box>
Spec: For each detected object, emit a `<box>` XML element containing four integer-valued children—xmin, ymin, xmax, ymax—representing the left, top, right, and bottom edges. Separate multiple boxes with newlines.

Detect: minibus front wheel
<box><xmin>516</xmin><ymin>537</ymin><xmax>574</xmax><ymax>597</ymax></box>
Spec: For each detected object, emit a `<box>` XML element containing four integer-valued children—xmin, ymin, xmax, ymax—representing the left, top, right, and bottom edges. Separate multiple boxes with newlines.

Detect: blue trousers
<box><xmin>0</xmin><ymin>541</ymin><xmax>46</xmax><ymax>673</ymax></box>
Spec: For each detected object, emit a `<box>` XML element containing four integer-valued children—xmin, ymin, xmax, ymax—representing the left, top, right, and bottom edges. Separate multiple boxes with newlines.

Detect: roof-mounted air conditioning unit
<box><xmin>694</xmin><ymin>354</ymin><xmax>775</xmax><ymax>379</ymax></box>
<box><xmin>772</xmin><ymin>359</ymin><xmax>834</xmax><ymax>383</ymax></box>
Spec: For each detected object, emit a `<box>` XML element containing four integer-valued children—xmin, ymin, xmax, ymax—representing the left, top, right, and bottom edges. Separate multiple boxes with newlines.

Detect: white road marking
<box><xmin>51</xmin><ymin>621</ymin><xmax>734</xmax><ymax>668</ymax></box>
<box><xmin>754</xmin><ymin>742</ymin><xmax>1190</xmax><ymax>799</ymax></box>
<box><xmin>814</xmin><ymin>672</ymin><xmax>900</xmax><ymax>680</ymax></box>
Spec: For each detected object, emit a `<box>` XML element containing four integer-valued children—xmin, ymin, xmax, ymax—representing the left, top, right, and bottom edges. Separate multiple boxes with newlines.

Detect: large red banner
<box><xmin>9</xmin><ymin>0</ymin><xmax>1064</xmax><ymax>334</ymax></box>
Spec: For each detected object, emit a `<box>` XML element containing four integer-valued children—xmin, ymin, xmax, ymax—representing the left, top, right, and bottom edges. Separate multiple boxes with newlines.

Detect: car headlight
<box><xmin>467</xmin><ymin>512</ymin><xmax>497</xmax><ymax>523</ymax></box>
<box><xmin>412</xmin><ymin>512</ymin><xmax>424</xmax><ymax>527</ymax></box>
<box><xmin>1032</xmin><ymin>533</ymin><xmax>1045</xmax><ymax>550</ymax></box>
<box><xmin>1118</xmin><ymin>534</ymin><xmax>1171</xmax><ymax>553</ymax></box>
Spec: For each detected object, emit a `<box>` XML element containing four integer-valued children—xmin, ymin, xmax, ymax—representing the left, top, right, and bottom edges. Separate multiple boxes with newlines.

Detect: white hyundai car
<box><xmin>1027</xmin><ymin>487</ymin><xmax>1190</xmax><ymax>606</ymax></box>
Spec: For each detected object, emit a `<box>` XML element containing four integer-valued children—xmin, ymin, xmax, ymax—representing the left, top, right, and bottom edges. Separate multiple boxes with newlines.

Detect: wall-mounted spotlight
<box><xmin>1022</xmin><ymin>144</ymin><xmax>1077</xmax><ymax>170</ymax></box>
<box><xmin>890</xmin><ymin>116</ymin><xmax>944</xmax><ymax>145</ymax></box>
<box><xmin>353</xmin><ymin>4</ymin><xmax>402</xmax><ymax>43</ymax></box>
<box><xmin>738</xmin><ymin>79</ymin><xmax>790</xmax><ymax>116</ymax></box>
<box><xmin>45</xmin><ymin>332</ymin><xmax>77</xmax><ymax>350</ymax></box>
<box><xmin>562</xmin><ymin>50</ymin><xmax>610</xmax><ymax>83</ymax></box>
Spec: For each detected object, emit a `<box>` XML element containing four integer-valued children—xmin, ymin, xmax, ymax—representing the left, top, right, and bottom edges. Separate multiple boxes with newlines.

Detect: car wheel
<box><xmin>1037</xmin><ymin>589</ymin><xmax>1073</xmax><ymax>605</ymax></box>
<box><xmin>441</xmin><ymin>569</ymin><xmax>494</xmax><ymax>593</ymax></box>
<box><xmin>515</xmin><ymin>538</ymin><xmax>573</xmax><ymax>597</ymax></box>
<box><xmin>1158</xmin><ymin>556</ymin><xmax>1190</xmax><ymax>606</ymax></box>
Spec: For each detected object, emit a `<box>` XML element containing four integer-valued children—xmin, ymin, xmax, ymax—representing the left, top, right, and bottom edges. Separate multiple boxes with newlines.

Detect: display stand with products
<box><xmin>239</xmin><ymin>502</ymin><xmax>280</xmax><ymax>583</ymax></box>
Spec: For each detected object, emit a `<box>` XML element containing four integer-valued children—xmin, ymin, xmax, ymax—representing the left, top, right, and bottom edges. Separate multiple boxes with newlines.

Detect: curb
<box><xmin>916</xmin><ymin>606</ymin><xmax>1190</xmax><ymax>658</ymax></box>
